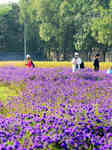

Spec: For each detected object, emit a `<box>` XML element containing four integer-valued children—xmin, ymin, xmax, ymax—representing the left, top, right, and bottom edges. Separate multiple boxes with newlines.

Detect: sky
<box><xmin>0</xmin><ymin>0</ymin><xmax>19</xmax><ymax>4</ymax></box>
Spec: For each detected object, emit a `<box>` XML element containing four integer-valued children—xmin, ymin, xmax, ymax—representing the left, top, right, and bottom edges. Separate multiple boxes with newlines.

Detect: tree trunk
<box><xmin>56</xmin><ymin>50</ymin><xmax>60</xmax><ymax>61</ymax></box>
<box><xmin>88</xmin><ymin>49</ymin><xmax>92</xmax><ymax>61</ymax></box>
<box><xmin>63</xmin><ymin>49</ymin><xmax>68</xmax><ymax>60</ymax></box>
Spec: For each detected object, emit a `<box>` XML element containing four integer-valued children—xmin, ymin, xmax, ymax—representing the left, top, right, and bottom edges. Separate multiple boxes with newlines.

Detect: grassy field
<box><xmin>0</xmin><ymin>61</ymin><xmax>112</xmax><ymax>70</ymax></box>
<box><xmin>0</xmin><ymin>83</ymin><xmax>18</xmax><ymax>104</ymax></box>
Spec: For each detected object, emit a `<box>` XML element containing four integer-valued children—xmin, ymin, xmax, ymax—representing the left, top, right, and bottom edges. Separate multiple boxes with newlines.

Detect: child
<box><xmin>25</xmin><ymin>54</ymin><xmax>35</xmax><ymax>68</ymax></box>
<box><xmin>93</xmin><ymin>54</ymin><xmax>100</xmax><ymax>71</ymax></box>
<box><xmin>72</xmin><ymin>52</ymin><xmax>82</xmax><ymax>72</ymax></box>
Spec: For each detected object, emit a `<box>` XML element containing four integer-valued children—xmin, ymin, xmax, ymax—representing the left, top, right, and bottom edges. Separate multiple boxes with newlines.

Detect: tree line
<box><xmin>0</xmin><ymin>0</ymin><xmax>112</xmax><ymax>61</ymax></box>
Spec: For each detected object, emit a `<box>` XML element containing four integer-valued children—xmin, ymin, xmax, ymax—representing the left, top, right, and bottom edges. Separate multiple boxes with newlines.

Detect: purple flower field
<box><xmin>0</xmin><ymin>67</ymin><xmax>112</xmax><ymax>150</ymax></box>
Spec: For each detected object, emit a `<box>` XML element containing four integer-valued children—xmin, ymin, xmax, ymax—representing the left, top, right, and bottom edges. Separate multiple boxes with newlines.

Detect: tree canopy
<box><xmin>0</xmin><ymin>0</ymin><xmax>112</xmax><ymax>61</ymax></box>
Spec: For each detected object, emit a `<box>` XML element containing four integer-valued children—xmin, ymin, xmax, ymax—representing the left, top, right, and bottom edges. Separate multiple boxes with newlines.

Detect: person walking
<box><xmin>25</xmin><ymin>54</ymin><xmax>35</xmax><ymax>68</ymax></box>
<box><xmin>93</xmin><ymin>54</ymin><xmax>100</xmax><ymax>71</ymax></box>
<box><xmin>72</xmin><ymin>52</ymin><xmax>82</xmax><ymax>72</ymax></box>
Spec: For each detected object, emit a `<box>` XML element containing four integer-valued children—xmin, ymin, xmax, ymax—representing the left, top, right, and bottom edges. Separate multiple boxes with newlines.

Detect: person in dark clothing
<box><xmin>93</xmin><ymin>54</ymin><xmax>100</xmax><ymax>71</ymax></box>
<box><xmin>80</xmin><ymin>61</ymin><xmax>85</xmax><ymax>69</ymax></box>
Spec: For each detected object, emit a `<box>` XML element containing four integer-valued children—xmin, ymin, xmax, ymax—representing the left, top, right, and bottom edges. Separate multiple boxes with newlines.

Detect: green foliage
<box><xmin>88</xmin><ymin>144</ymin><xmax>94</xmax><ymax>150</ymax></box>
<box><xmin>0</xmin><ymin>3</ymin><xmax>24</xmax><ymax>50</ymax></box>
<box><xmin>39</xmin><ymin>23</ymin><xmax>57</xmax><ymax>42</ymax></box>
<box><xmin>91</xmin><ymin>0</ymin><xmax>112</xmax><ymax>46</ymax></box>
<box><xmin>0</xmin><ymin>4</ymin><xmax>11</xmax><ymax>16</ymax></box>
<box><xmin>1</xmin><ymin>0</ymin><xmax>112</xmax><ymax>60</ymax></box>
<box><xmin>6</xmin><ymin>140</ymin><xmax>14</xmax><ymax>146</ymax></box>
<box><xmin>47</xmin><ymin>143</ymin><xmax>64</xmax><ymax>150</ymax></box>
<box><xmin>33</xmin><ymin>0</ymin><xmax>95</xmax><ymax>58</ymax></box>
<box><xmin>91</xmin><ymin>14</ymin><xmax>112</xmax><ymax>46</ymax></box>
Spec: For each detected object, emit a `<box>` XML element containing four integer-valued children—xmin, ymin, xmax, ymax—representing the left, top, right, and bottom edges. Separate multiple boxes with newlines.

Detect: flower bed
<box><xmin>0</xmin><ymin>67</ymin><xmax>112</xmax><ymax>149</ymax></box>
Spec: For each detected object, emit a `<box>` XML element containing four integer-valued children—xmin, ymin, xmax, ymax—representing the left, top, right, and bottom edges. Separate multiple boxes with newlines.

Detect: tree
<box><xmin>19</xmin><ymin>0</ymin><xmax>112</xmax><ymax>61</ymax></box>
<box><xmin>0</xmin><ymin>3</ymin><xmax>24</xmax><ymax>50</ymax></box>
<box><xmin>89</xmin><ymin>0</ymin><xmax>112</xmax><ymax>61</ymax></box>
<box><xmin>19</xmin><ymin>0</ymin><xmax>97</xmax><ymax>60</ymax></box>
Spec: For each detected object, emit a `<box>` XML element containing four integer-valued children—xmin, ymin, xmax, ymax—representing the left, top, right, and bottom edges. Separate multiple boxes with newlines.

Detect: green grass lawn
<box><xmin>0</xmin><ymin>85</ymin><xmax>18</xmax><ymax>104</ymax></box>
<box><xmin>0</xmin><ymin>84</ymin><xmax>18</xmax><ymax>116</ymax></box>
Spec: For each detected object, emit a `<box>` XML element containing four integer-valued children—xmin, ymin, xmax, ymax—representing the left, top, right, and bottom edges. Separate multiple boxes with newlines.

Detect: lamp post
<box><xmin>24</xmin><ymin>21</ymin><xmax>27</xmax><ymax>60</ymax></box>
<box><xmin>24</xmin><ymin>0</ymin><xmax>30</xmax><ymax>60</ymax></box>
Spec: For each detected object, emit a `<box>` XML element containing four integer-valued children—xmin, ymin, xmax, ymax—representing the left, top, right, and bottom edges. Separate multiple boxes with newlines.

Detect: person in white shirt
<box><xmin>72</xmin><ymin>52</ymin><xmax>82</xmax><ymax>72</ymax></box>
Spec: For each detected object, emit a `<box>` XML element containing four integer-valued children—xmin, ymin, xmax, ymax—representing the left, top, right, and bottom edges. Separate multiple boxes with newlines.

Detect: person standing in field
<box><xmin>72</xmin><ymin>52</ymin><xmax>82</xmax><ymax>72</ymax></box>
<box><xmin>107</xmin><ymin>66</ymin><xmax>112</xmax><ymax>74</ymax></box>
<box><xmin>93</xmin><ymin>54</ymin><xmax>100</xmax><ymax>71</ymax></box>
<box><xmin>25</xmin><ymin>54</ymin><xmax>35</xmax><ymax>68</ymax></box>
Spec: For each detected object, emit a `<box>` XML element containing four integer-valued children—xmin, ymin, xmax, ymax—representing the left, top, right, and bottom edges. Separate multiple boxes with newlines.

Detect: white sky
<box><xmin>0</xmin><ymin>0</ymin><xmax>19</xmax><ymax>4</ymax></box>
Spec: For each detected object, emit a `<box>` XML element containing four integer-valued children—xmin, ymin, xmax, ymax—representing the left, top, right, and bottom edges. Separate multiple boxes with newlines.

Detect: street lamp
<box><xmin>24</xmin><ymin>21</ymin><xmax>27</xmax><ymax>60</ymax></box>
<box><xmin>24</xmin><ymin>0</ymin><xmax>30</xmax><ymax>60</ymax></box>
